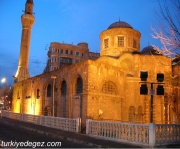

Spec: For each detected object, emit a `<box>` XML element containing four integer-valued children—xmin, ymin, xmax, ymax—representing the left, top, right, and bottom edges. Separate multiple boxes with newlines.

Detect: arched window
<box><xmin>76</xmin><ymin>77</ymin><xmax>83</xmax><ymax>94</ymax></box>
<box><xmin>129</xmin><ymin>106</ymin><xmax>134</xmax><ymax>123</ymax></box>
<box><xmin>102</xmin><ymin>81</ymin><xmax>117</xmax><ymax>95</ymax></box>
<box><xmin>138</xmin><ymin>106</ymin><xmax>142</xmax><ymax>123</ymax></box>
<box><xmin>47</xmin><ymin>84</ymin><xmax>51</xmax><ymax>97</ymax></box>
<box><xmin>104</xmin><ymin>39</ymin><xmax>109</xmax><ymax>49</ymax></box>
<box><xmin>61</xmin><ymin>80</ymin><xmax>67</xmax><ymax>96</ymax></box>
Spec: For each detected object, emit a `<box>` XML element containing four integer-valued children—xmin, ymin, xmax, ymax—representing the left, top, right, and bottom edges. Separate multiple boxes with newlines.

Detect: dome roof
<box><xmin>141</xmin><ymin>46</ymin><xmax>163</xmax><ymax>55</ymax></box>
<box><xmin>108</xmin><ymin>21</ymin><xmax>133</xmax><ymax>29</ymax></box>
<box><xmin>141</xmin><ymin>46</ymin><xmax>156</xmax><ymax>52</ymax></box>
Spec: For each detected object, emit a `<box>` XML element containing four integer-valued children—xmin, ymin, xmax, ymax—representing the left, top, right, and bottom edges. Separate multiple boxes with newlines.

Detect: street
<box><xmin>0</xmin><ymin>123</ymin><xmax>93</xmax><ymax>148</ymax></box>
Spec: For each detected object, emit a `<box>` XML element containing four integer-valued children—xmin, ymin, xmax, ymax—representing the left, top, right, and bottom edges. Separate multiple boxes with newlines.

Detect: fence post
<box><xmin>149</xmin><ymin>123</ymin><xmax>156</xmax><ymax>147</ymax></box>
<box><xmin>22</xmin><ymin>113</ymin><xmax>24</xmax><ymax>121</ymax></box>
<box><xmin>86</xmin><ymin>119</ymin><xmax>90</xmax><ymax>134</ymax></box>
<box><xmin>76</xmin><ymin>118</ymin><xmax>81</xmax><ymax>133</ymax></box>
<box><xmin>0</xmin><ymin>108</ymin><xmax>2</xmax><ymax>118</ymax></box>
<box><xmin>40</xmin><ymin>115</ymin><xmax>42</xmax><ymax>125</ymax></box>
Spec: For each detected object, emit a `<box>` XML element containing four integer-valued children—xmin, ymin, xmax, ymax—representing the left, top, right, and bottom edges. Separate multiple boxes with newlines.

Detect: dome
<box><xmin>108</xmin><ymin>21</ymin><xmax>133</xmax><ymax>29</ymax></box>
<box><xmin>141</xmin><ymin>46</ymin><xmax>156</xmax><ymax>52</ymax></box>
<box><xmin>141</xmin><ymin>46</ymin><xmax>162</xmax><ymax>55</ymax></box>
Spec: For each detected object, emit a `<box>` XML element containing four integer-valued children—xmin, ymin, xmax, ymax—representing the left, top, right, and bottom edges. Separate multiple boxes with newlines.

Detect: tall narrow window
<box><xmin>61</xmin><ymin>49</ymin><xmax>63</xmax><ymax>54</ymax></box>
<box><xmin>70</xmin><ymin>51</ymin><xmax>73</xmax><ymax>55</ymax></box>
<box><xmin>58</xmin><ymin>49</ymin><xmax>59</xmax><ymax>53</ymax></box>
<box><xmin>47</xmin><ymin>84</ymin><xmax>51</xmax><ymax>97</ymax></box>
<box><xmin>129</xmin><ymin>106</ymin><xmax>134</xmax><ymax>123</ymax></box>
<box><xmin>104</xmin><ymin>39</ymin><xmax>108</xmax><ymax>49</ymax></box>
<box><xmin>55</xmin><ymin>48</ymin><xmax>57</xmax><ymax>53</ymax></box>
<box><xmin>82</xmin><ymin>53</ymin><xmax>84</xmax><ymax>57</ymax></box>
<box><xmin>138</xmin><ymin>106</ymin><xmax>142</xmax><ymax>123</ymax></box>
<box><xmin>118</xmin><ymin>37</ymin><xmax>124</xmax><ymax>47</ymax></box>
<box><xmin>61</xmin><ymin>80</ymin><xmax>67</xmax><ymax>96</ymax></box>
<box><xmin>133</xmin><ymin>39</ymin><xmax>136</xmax><ymax>48</ymax></box>
<box><xmin>55</xmin><ymin>57</ymin><xmax>56</xmax><ymax>62</ymax></box>
<box><xmin>66</xmin><ymin>50</ymin><xmax>68</xmax><ymax>54</ymax></box>
<box><xmin>76</xmin><ymin>77</ymin><xmax>83</xmax><ymax>94</ymax></box>
<box><xmin>37</xmin><ymin>89</ymin><xmax>40</xmax><ymax>99</ymax></box>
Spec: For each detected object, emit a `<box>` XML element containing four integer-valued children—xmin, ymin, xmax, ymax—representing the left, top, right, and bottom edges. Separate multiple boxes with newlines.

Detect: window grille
<box><xmin>76</xmin><ymin>77</ymin><xmax>83</xmax><ymax>94</ymax></box>
<box><xmin>102</xmin><ymin>81</ymin><xmax>117</xmax><ymax>95</ymax></box>
<box><xmin>61</xmin><ymin>80</ymin><xmax>67</xmax><ymax>96</ymax></box>
<box><xmin>104</xmin><ymin>39</ymin><xmax>108</xmax><ymax>48</ymax></box>
<box><xmin>47</xmin><ymin>84</ymin><xmax>51</xmax><ymax>97</ymax></box>
<box><xmin>129</xmin><ymin>106</ymin><xmax>134</xmax><ymax>123</ymax></box>
<box><xmin>133</xmin><ymin>39</ymin><xmax>136</xmax><ymax>48</ymax></box>
<box><xmin>118</xmin><ymin>37</ymin><xmax>124</xmax><ymax>47</ymax></box>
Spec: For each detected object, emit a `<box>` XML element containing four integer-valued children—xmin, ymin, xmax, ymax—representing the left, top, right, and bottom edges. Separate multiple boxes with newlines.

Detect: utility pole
<box><xmin>140</xmin><ymin>71</ymin><xmax>164</xmax><ymax>123</ymax></box>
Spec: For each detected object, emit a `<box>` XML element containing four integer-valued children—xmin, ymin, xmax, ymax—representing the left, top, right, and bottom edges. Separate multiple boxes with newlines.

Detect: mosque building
<box><xmin>12</xmin><ymin>0</ymin><xmax>180</xmax><ymax>129</ymax></box>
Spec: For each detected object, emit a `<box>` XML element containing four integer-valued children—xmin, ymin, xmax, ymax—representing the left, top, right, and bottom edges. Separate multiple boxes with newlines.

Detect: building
<box><xmin>12</xmin><ymin>0</ymin><xmax>179</xmax><ymax>130</ymax></box>
<box><xmin>43</xmin><ymin>42</ymin><xmax>100</xmax><ymax>73</ymax></box>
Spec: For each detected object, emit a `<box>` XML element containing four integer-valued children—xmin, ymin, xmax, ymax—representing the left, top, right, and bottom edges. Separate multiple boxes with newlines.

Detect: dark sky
<box><xmin>0</xmin><ymin>0</ymin><xmax>175</xmax><ymax>85</ymax></box>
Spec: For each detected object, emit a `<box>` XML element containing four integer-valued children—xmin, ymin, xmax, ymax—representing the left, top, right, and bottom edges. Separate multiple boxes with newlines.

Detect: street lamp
<box><xmin>51</xmin><ymin>76</ymin><xmax>57</xmax><ymax>117</ymax></box>
<box><xmin>1</xmin><ymin>78</ymin><xmax>6</xmax><ymax>83</ymax></box>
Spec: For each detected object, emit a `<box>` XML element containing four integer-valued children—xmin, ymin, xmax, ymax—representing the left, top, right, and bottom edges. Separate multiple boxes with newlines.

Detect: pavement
<box><xmin>1</xmin><ymin>116</ymin><xmax>179</xmax><ymax>148</ymax></box>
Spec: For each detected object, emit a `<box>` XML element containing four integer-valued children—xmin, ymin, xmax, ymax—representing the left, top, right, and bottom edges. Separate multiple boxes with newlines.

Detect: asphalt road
<box><xmin>0</xmin><ymin>123</ymin><xmax>93</xmax><ymax>148</ymax></box>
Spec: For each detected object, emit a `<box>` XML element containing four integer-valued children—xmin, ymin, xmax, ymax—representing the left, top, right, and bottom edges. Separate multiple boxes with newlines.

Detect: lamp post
<box><xmin>51</xmin><ymin>76</ymin><xmax>57</xmax><ymax>117</ymax></box>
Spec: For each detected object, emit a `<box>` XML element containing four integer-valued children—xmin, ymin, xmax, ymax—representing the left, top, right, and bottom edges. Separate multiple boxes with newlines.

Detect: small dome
<box><xmin>141</xmin><ymin>46</ymin><xmax>162</xmax><ymax>55</ymax></box>
<box><xmin>141</xmin><ymin>46</ymin><xmax>156</xmax><ymax>52</ymax></box>
<box><xmin>108</xmin><ymin>21</ymin><xmax>133</xmax><ymax>29</ymax></box>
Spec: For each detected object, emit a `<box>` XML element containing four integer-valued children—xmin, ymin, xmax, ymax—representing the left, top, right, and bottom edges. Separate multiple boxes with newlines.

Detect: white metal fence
<box><xmin>1</xmin><ymin>111</ymin><xmax>81</xmax><ymax>133</ymax></box>
<box><xmin>86</xmin><ymin>119</ymin><xmax>180</xmax><ymax>147</ymax></box>
<box><xmin>86</xmin><ymin>119</ymin><xmax>149</xmax><ymax>145</ymax></box>
<box><xmin>156</xmin><ymin>124</ymin><xmax>180</xmax><ymax>145</ymax></box>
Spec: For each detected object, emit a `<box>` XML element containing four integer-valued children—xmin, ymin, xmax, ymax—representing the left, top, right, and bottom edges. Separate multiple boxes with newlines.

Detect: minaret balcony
<box><xmin>21</xmin><ymin>14</ymin><xmax>35</xmax><ymax>20</ymax></box>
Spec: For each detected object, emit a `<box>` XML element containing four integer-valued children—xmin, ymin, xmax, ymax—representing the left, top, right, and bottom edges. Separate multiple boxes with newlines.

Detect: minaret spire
<box><xmin>26</xmin><ymin>0</ymin><xmax>33</xmax><ymax>4</ymax></box>
<box><xmin>14</xmin><ymin>0</ymin><xmax>35</xmax><ymax>83</ymax></box>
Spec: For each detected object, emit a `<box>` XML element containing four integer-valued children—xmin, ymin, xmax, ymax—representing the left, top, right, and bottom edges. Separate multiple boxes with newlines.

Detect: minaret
<box><xmin>14</xmin><ymin>0</ymin><xmax>35</xmax><ymax>83</ymax></box>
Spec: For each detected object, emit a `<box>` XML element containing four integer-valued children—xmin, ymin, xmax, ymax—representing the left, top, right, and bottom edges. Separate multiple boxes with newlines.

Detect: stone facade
<box><xmin>12</xmin><ymin>1</ymin><xmax>180</xmax><ymax>131</ymax></box>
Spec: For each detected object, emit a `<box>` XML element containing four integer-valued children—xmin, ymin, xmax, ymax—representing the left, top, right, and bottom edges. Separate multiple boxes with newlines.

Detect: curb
<box><xmin>0</xmin><ymin>120</ymin><xmax>102</xmax><ymax>148</ymax></box>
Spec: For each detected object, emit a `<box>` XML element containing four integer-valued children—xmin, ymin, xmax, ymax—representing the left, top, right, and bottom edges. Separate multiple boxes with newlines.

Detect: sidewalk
<box><xmin>0</xmin><ymin>117</ymin><xmax>144</xmax><ymax>148</ymax></box>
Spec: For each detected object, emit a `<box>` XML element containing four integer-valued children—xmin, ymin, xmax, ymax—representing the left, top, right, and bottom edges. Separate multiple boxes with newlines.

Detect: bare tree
<box><xmin>151</xmin><ymin>0</ymin><xmax>180</xmax><ymax>58</ymax></box>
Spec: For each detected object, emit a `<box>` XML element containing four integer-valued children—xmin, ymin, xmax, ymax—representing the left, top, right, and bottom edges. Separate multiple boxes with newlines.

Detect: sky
<box><xmin>0</xmin><ymin>0</ymin><xmax>176</xmax><ymax>86</ymax></box>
